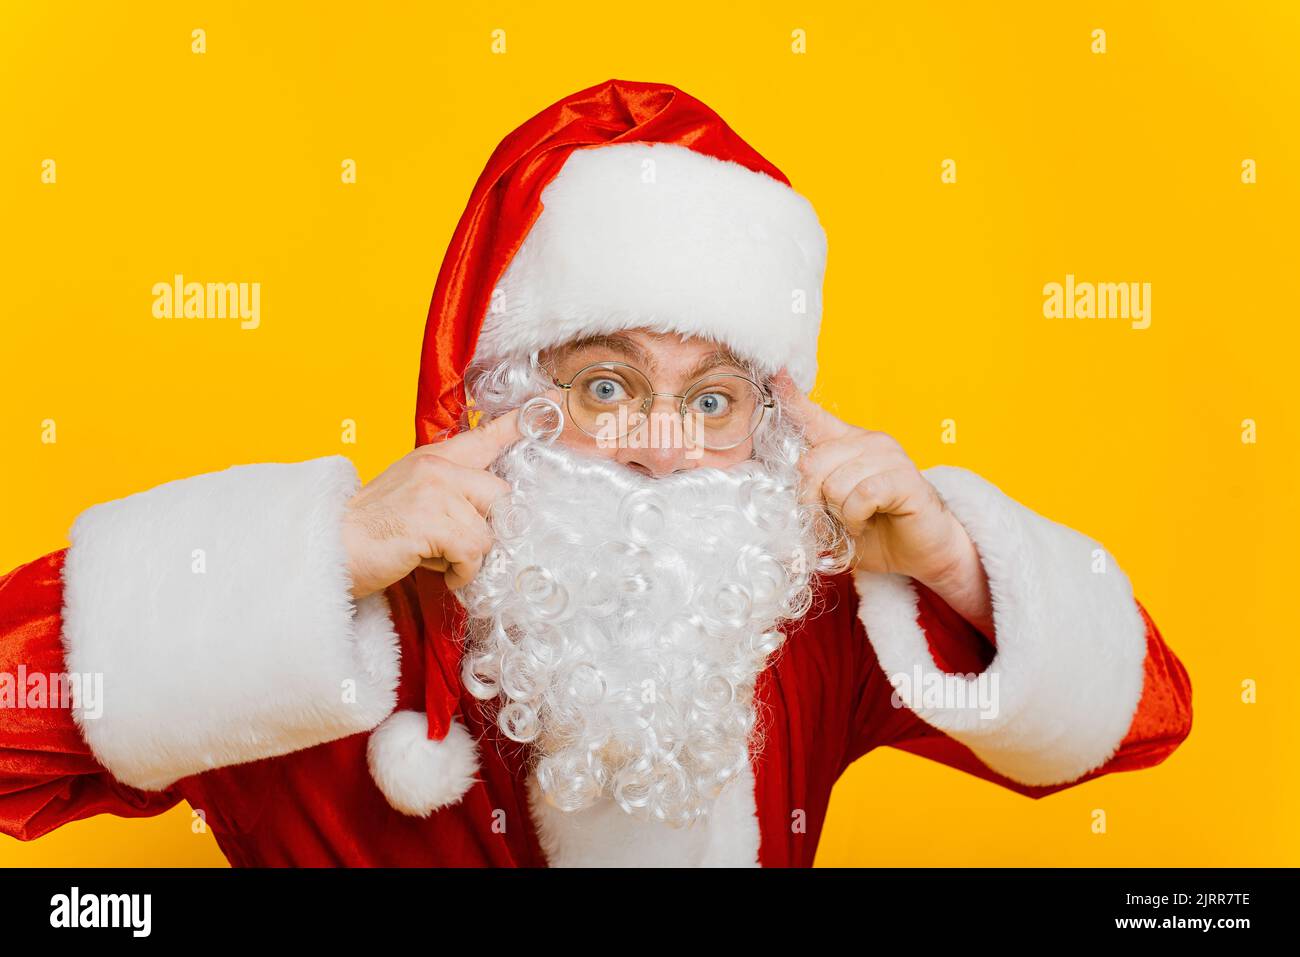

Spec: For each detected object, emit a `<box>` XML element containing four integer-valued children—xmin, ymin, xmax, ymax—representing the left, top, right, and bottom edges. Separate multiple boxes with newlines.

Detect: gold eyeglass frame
<box><xmin>551</xmin><ymin>359</ymin><xmax>776</xmax><ymax>451</ymax></box>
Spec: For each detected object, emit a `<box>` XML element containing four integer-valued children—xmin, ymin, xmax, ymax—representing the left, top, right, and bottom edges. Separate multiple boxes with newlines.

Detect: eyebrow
<box><xmin>682</xmin><ymin>347</ymin><xmax>753</xmax><ymax>384</ymax></box>
<box><xmin>560</xmin><ymin>333</ymin><xmax>654</xmax><ymax>369</ymax></box>
<box><xmin>558</xmin><ymin>333</ymin><xmax>754</xmax><ymax>384</ymax></box>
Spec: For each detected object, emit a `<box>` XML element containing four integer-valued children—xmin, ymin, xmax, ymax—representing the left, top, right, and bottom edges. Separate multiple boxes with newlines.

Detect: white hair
<box><xmin>456</xmin><ymin>352</ymin><xmax>851</xmax><ymax>828</ymax></box>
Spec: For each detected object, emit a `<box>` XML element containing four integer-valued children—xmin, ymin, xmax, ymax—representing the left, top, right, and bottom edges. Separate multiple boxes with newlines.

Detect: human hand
<box><xmin>341</xmin><ymin>402</ymin><xmax>536</xmax><ymax>599</ymax></box>
<box><xmin>771</xmin><ymin>369</ymin><xmax>976</xmax><ymax>590</ymax></box>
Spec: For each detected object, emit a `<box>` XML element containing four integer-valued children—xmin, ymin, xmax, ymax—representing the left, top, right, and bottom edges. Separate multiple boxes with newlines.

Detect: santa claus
<box><xmin>0</xmin><ymin>79</ymin><xmax>1191</xmax><ymax>867</ymax></box>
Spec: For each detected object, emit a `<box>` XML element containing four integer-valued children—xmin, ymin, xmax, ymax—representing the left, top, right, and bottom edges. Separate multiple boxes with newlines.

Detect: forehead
<box><xmin>551</xmin><ymin>330</ymin><xmax>752</xmax><ymax>378</ymax></box>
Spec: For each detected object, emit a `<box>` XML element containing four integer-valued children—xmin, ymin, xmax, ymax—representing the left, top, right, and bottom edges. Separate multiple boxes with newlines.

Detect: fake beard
<box><xmin>457</xmin><ymin>399</ymin><xmax>827</xmax><ymax>828</ymax></box>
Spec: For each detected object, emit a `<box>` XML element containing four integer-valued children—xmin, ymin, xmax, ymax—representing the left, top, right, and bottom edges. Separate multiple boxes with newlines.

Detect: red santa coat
<box><xmin>0</xmin><ymin>454</ymin><xmax>1192</xmax><ymax>867</ymax></box>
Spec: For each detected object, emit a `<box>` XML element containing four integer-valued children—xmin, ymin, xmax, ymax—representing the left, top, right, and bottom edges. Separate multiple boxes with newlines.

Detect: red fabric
<box><xmin>413</xmin><ymin>78</ymin><xmax>788</xmax><ymax>448</ymax></box>
<box><xmin>0</xmin><ymin>550</ymin><xmax>1192</xmax><ymax>864</ymax></box>
<box><xmin>0</xmin><ymin>551</ymin><xmax>181</xmax><ymax>841</ymax></box>
<box><xmin>418</xmin><ymin>574</ymin><xmax>466</xmax><ymax>743</ymax></box>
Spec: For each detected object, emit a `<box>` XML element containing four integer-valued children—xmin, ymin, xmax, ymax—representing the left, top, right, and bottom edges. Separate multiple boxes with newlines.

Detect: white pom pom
<box><xmin>367</xmin><ymin>710</ymin><xmax>481</xmax><ymax>816</ymax></box>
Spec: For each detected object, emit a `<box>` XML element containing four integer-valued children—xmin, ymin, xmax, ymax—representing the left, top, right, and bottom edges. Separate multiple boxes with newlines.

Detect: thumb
<box><xmin>772</xmin><ymin>368</ymin><xmax>852</xmax><ymax>446</ymax></box>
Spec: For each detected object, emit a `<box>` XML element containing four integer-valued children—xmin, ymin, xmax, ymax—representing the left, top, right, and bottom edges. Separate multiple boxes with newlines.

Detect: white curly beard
<box><xmin>457</xmin><ymin>396</ymin><xmax>833</xmax><ymax>829</ymax></box>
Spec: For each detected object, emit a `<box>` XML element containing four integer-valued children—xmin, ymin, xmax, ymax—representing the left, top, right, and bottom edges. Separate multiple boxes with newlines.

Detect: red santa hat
<box><xmin>368</xmin><ymin>78</ymin><xmax>828</xmax><ymax>816</ymax></box>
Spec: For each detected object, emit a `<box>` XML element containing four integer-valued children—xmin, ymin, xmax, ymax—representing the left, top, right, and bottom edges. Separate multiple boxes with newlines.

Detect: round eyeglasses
<box><xmin>552</xmin><ymin>360</ymin><xmax>775</xmax><ymax>451</ymax></box>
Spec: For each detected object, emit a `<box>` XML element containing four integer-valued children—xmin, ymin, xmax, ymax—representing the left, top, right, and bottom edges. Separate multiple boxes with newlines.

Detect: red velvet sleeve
<box><xmin>0</xmin><ymin>550</ymin><xmax>182</xmax><ymax>841</ymax></box>
<box><xmin>842</xmin><ymin>579</ymin><xmax>1194</xmax><ymax>797</ymax></box>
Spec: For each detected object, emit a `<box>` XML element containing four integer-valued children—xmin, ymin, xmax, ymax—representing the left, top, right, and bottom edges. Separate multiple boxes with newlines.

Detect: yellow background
<box><xmin>1</xmin><ymin>0</ymin><xmax>1296</xmax><ymax>866</ymax></box>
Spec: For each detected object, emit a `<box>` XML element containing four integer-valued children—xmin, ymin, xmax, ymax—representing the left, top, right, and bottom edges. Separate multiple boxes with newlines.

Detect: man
<box><xmin>0</xmin><ymin>79</ymin><xmax>1191</xmax><ymax>866</ymax></box>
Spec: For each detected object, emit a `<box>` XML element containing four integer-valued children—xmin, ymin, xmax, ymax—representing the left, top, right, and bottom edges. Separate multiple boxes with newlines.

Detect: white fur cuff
<box><xmin>853</xmin><ymin>465</ymin><xmax>1149</xmax><ymax>787</ymax></box>
<box><xmin>60</xmin><ymin>456</ymin><xmax>401</xmax><ymax>791</ymax></box>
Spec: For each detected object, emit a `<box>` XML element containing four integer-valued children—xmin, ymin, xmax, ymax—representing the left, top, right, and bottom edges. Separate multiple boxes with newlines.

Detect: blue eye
<box><xmin>587</xmin><ymin>377</ymin><xmax>630</xmax><ymax>403</ymax></box>
<box><xmin>690</xmin><ymin>392</ymin><xmax>730</xmax><ymax>416</ymax></box>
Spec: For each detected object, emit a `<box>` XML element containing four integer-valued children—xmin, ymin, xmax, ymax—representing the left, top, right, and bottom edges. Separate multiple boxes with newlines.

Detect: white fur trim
<box><xmin>853</xmin><ymin>465</ymin><xmax>1149</xmax><ymax>787</ymax></box>
<box><xmin>526</xmin><ymin>760</ymin><xmax>761</xmax><ymax>867</ymax></box>
<box><xmin>478</xmin><ymin>141</ymin><xmax>827</xmax><ymax>392</ymax></box>
<box><xmin>60</xmin><ymin>456</ymin><xmax>402</xmax><ymax>791</ymax></box>
<box><xmin>366</xmin><ymin>710</ymin><xmax>480</xmax><ymax>815</ymax></box>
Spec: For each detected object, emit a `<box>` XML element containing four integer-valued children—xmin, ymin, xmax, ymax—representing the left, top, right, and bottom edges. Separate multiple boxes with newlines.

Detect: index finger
<box><xmin>429</xmin><ymin>388</ymin><xmax>563</xmax><ymax>470</ymax></box>
<box><xmin>771</xmin><ymin>368</ymin><xmax>854</xmax><ymax>445</ymax></box>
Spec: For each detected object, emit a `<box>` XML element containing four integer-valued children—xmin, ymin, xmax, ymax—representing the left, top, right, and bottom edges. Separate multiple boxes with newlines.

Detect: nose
<box><xmin>615</xmin><ymin>394</ymin><xmax>694</xmax><ymax>478</ymax></box>
<box><xmin>620</xmin><ymin>443</ymin><xmax>688</xmax><ymax>478</ymax></box>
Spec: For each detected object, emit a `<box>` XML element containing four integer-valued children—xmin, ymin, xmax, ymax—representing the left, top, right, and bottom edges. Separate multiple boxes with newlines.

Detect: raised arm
<box><xmin>842</xmin><ymin>465</ymin><xmax>1193</xmax><ymax>795</ymax></box>
<box><xmin>0</xmin><ymin>457</ymin><xmax>402</xmax><ymax>841</ymax></box>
